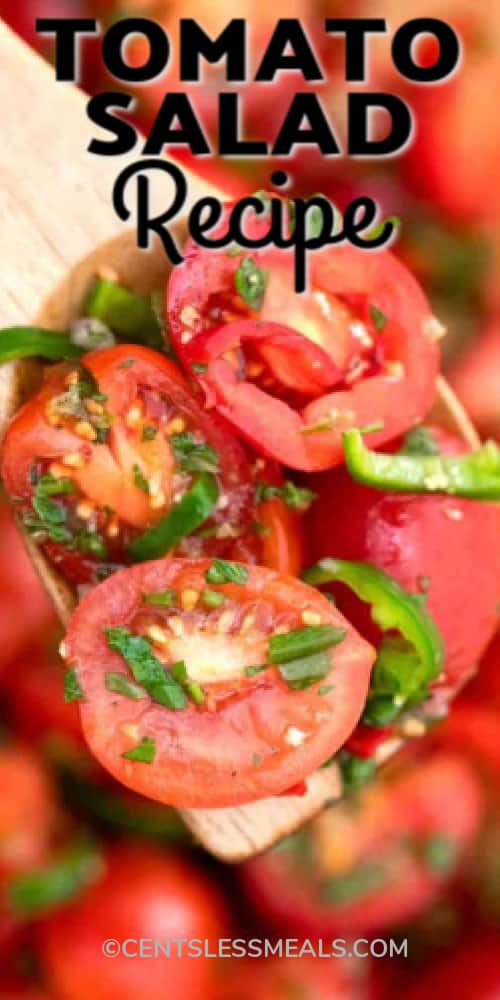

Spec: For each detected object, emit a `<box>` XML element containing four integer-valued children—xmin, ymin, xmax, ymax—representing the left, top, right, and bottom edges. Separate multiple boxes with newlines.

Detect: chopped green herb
<box><xmin>118</xmin><ymin>359</ymin><xmax>135</xmax><ymax>368</ymax></box>
<box><xmin>122</xmin><ymin>736</ymin><xmax>156</xmax><ymax>763</ymax></box>
<box><xmin>8</xmin><ymin>840</ymin><xmax>101</xmax><ymax>916</ymax></box>
<box><xmin>142</xmin><ymin>424</ymin><xmax>157</xmax><ymax>441</ymax></box>
<box><xmin>401</xmin><ymin>425</ymin><xmax>441</xmax><ymax>457</ymax></box>
<box><xmin>318</xmin><ymin>684</ymin><xmax>334</xmax><ymax>696</ymax></box>
<box><xmin>252</xmin><ymin>520</ymin><xmax>270</xmax><ymax>536</ymax></box>
<box><xmin>322</xmin><ymin>862</ymin><xmax>387</xmax><ymax>904</ymax></box>
<box><xmin>105</xmin><ymin>627</ymin><xmax>186</xmax><ymax>710</ymax></box>
<box><xmin>244</xmin><ymin>664</ymin><xmax>268</xmax><ymax>678</ymax></box>
<box><xmin>256</xmin><ymin>480</ymin><xmax>317</xmax><ymax>511</ymax></box>
<box><xmin>35</xmin><ymin>474</ymin><xmax>76</xmax><ymax>497</ymax></box>
<box><xmin>105</xmin><ymin>672</ymin><xmax>147</xmax><ymax>700</ymax></box>
<box><xmin>252</xmin><ymin>753</ymin><xmax>262</xmax><ymax>767</ymax></box>
<box><xmin>170</xmin><ymin>661</ymin><xmax>205</xmax><ymax>706</ymax></box>
<box><xmin>205</xmin><ymin>559</ymin><xmax>249</xmax><ymax>586</ymax></box>
<box><xmin>234</xmin><ymin>256</ymin><xmax>268</xmax><ymax>311</ymax></box>
<box><xmin>268</xmin><ymin>625</ymin><xmax>346</xmax><ymax>665</ymax></box>
<box><xmin>420</xmin><ymin>834</ymin><xmax>457</xmax><ymax>873</ymax></box>
<box><xmin>340</xmin><ymin>753</ymin><xmax>376</xmax><ymax>793</ymax></box>
<box><xmin>142</xmin><ymin>589</ymin><xmax>176</xmax><ymax>607</ymax></box>
<box><xmin>133</xmin><ymin>464</ymin><xmax>149</xmax><ymax>494</ymax></box>
<box><xmin>202</xmin><ymin>588</ymin><xmax>225</xmax><ymax>608</ymax></box>
<box><xmin>191</xmin><ymin>362</ymin><xmax>208</xmax><ymax>374</ymax></box>
<box><xmin>278</xmin><ymin>650</ymin><xmax>330</xmax><ymax>690</ymax></box>
<box><xmin>64</xmin><ymin>670</ymin><xmax>84</xmax><ymax>703</ymax></box>
<box><xmin>171</xmin><ymin>432</ymin><xmax>219</xmax><ymax>473</ymax></box>
<box><xmin>369</xmin><ymin>305</ymin><xmax>387</xmax><ymax>331</ymax></box>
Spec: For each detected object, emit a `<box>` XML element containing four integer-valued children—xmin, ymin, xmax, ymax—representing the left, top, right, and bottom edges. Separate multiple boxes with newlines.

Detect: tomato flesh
<box><xmin>167</xmin><ymin>205</ymin><xmax>439</xmax><ymax>471</ymax></box>
<box><xmin>1</xmin><ymin>345</ymin><xmax>302</xmax><ymax>583</ymax></box>
<box><xmin>63</xmin><ymin>558</ymin><xmax>375</xmax><ymax>808</ymax></box>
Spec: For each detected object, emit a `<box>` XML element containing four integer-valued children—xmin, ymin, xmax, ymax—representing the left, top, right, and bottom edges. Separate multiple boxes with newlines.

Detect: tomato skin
<box><xmin>0</xmin><ymin>744</ymin><xmax>57</xmax><ymax>878</ymax></box>
<box><xmin>168</xmin><ymin>230</ymin><xmax>438</xmax><ymax>471</ymax></box>
<box><xmin>210</xmin><ymin>955</ymin><xmax>372</xmax><ymax>1000</ymax></box>
<box><xmin>38</xmin><ymin>843</ymin><xmax>229</xmax><ymax>1000</ymax></box>
<box><xmin>241</xmin><ymin>755</ymin><xmax>482</xmax><ymax>936</ymax></box>
<box><xmin>0</xmin><ymin>503</ymin><xmax>55</xmax><ymax>672</ymax></box>
<box><xmin>306</xmin><ymin>427</ymin><xmax>500</xmax><ymax>698</ymax></box>
<box><xmin>65</xmin><ymin>558</ymin><xmax>375</xmax><ymax>808</ymax></box>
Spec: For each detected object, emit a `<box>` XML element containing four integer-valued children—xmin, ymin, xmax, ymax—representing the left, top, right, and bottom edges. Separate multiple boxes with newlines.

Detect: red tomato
<box><xmin>461</xmin><ymin>630</ymin><xmax>500</xmax><ymax>709</ymax></box>
<box><xmin>404</xmin><ymin>54</ymin><xmax>500</xmax><ymax>223</ymax></box>
<box><xmin>210</xmin><ymin>955</ymin><xmax>375</xmax><ymax>1000</ymax></box>
<box><xmin>63</xmin><ymin>557</ymin><xmax>375</xmax><ymax>807</ymax></box>
<box><xmin>449</xmin><ymin>320</ymin><xmax>500</xmax><ymax>439</ymax></box>
<box><xmin>3</xmin><ymin>640</ymin><xmax>87</xmax><ymax>759</ymax></box>
<box><xmin>38</xmin><ymin>842</ymin><xmax>229</xmax><ymax>1000</ymax></box>
<box><xmin>241</xmin><ymin>754</ymin><xmax>482</xmax><ymax>935</ymax></box>
<box><xmin>1</xmin><ymin>345</ymin><xmax>300</xmax><ymax>583</ymax></box>
<box><xmin>403</xmin><ymin>936</ymin><xmax>500</xmax><ymax>1000</ymax></box>
<box><xmin>0</xmin><ymin>744</ymin><xmax>57</xmax><ymax>878</ymax></box>
<box><xmin>0</xmin><ymin>501</ymin><xmax>54</xmax><ymax>672</ymax></box>
<box><xmin>167</xmin><ymin>209</ymin><xmax>439</xmax><ymax>471</ymax></box>
<box><xmin>305</xmin><ymin>426</ymin><xmax>500</xmax><ymax>698</ymax></box>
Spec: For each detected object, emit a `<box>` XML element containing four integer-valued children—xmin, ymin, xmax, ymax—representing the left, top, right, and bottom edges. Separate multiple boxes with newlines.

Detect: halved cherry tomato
<box><xmin>460</xmin><ymin>630</ymin><xmax>500</xmax><ymax>710</ymax></box>
<box><xmin>167</xmin><ymin>204</ymin><xmax>439</xmax><ymax>470</ymax></box>
<box><xmin>241</xmin><ymin>754</ymin><xmax>482</xmax><ymax>935</ymax></box>
<box><xmin>38</xmin><ymin>842</ymin><xmax>229</xmax><ymax>1000</ymax></box>
<box><xmin>0</xmin><ymin>744</ymin><xmax>58</xmax><ymax>878</ymax></box>
<box><xmin>306</xmin><ymin>426</ymin><xmax>500</xmax><ymax>699</ymax></box>
<box><xmin>62</xmin><ymin>558</ymin><xmax>375</xmax><ymax>808</ymax></box>
<box><xmin>1</xmin><ymin>345</ymin><xmax>301</xmax><ymax>583</ymax></box>
<box><xmin>0</xmin><ymin>501</ymin><xmax>54</xmax><ymax>673</ymax></box>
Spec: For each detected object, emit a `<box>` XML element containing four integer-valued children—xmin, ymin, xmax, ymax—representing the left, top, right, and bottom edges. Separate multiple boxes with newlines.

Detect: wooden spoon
<box><xmin>0</xmin><ymin>20</ymin><xmax>479</xmax><ymax>861</ymax></box>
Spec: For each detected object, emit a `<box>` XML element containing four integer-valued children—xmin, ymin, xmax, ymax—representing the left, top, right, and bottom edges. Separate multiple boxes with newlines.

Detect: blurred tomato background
<box><xmin>0</xmin><ymin>1</ymin><xmax>500</xmax><ymax>997</ymax></box>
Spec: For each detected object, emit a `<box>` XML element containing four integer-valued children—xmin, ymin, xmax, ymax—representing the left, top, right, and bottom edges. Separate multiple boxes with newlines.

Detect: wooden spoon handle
<box><xmin>0</xmin><ymin>19</ymin><xmax>219</xmax><ymax>325</ymax></box>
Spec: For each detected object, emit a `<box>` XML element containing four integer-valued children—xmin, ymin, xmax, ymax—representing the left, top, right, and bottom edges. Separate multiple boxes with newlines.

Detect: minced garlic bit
<box><xmin>349</xmin><ymin>321</ymin><xmax>374</xmax><ymax>349</ymax></box>
<box><xmin>168</xmin><ymin>616</ymin><xmax>184</xmax><ymax>638</ymax></box>
<box><xmin>180</xmin><ymin>305</ymin><xmax>199</xmax><ymax>328</ymax></box>
<box><xmin>424</xmin><ymin>316</ymin><xmax>447</xmax><ymax>342</ymax></box>
<box><xmin>121</xmin><ymin>722</ymin><xmax>140</xmax><ymax>742</ymax></box>
<box><xmin>284</xmin><ymin>726</ymin><xmax>307</xmax><ymax>747</ymax></box>
<box><xmin>62</xmin><ymin>452</ymin><xmax>85</xmax><ymax>468</ymax></box>
<box><xmin>301</xmin><ymin>609</ymin><xmax>322</xmax><ymax>626</ymax></box>
<box><xmin>125</xmin><ymin>405</ymin><xmax>142</xmax><ymax>429</ymax></box>
<box><xmin>400</xmin><ymin>717</ymin><xmax>426</xmax><ymax>738</ymax></box>
<box><xmin>146</xmin><ymin>624</ymin><xmax>170</xmax><ymax>647</ymax></box>
<box><xmin>75</xmin><ymin>501</ymin><xmax>95</xmax><ymax>521</ymax></box>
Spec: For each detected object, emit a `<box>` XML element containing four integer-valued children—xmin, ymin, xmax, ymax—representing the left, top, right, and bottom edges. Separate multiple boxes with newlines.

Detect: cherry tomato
<box><xmin>461</xmin><ymin>630</ymin><xmax>500</xmax><ymax>709</ymax></box>
<box><xmin>167</xmin><ymin>206</ymin><xmax>439</xmax><ymax>471</ymax></box>
<box><xmin>403</xmin><ymin>936</ymin><xmax>500</xmax><ymax>1000</ymax></box>
<box><xmin>450</xmin><ymin>320</ymin><xmax>500</xmax><ymax>440</ymax></box>
<box><xmin>62</xmin><ymin>557</ymin><xmax>375</xmax><ymax>808</ymax></box>
<box><xmin>1</xmin><ymin>346</ymin><xmax>300</xmax><ymax>583</ymax></box>
<box><xmin>0</xmin><ymin>744</ymin><xmax>57</xmax><ymax>878</ymax></box>
<box><xmin>38</xmin><ymin>842</ymin><xmax>229</xmax><ymax>1000</ymax></box>
<box><xmin>0</xmin><ymin>501</ymin><xmax>54</xmax><ymax>673</ymax></box>
<box><xmin>306</xmin><ymin>426</ymin><xmax>500</xmax><ymax>698</ymax></box>
<box><xmin>405</xmin><ymin>53</ymin><xmax>500</xmax><ymax>223</ymax></box>
<box><xmin>241</xmin><ymin>754</ymin><xmax>482</xmax><ymax>935</ymax></box>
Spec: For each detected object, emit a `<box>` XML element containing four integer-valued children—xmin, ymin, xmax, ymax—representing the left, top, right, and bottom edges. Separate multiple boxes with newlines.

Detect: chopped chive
<box><xmin>420</xmin><ymin>834</ymin><xmax>457</xmax><ymax>873</ymax></box>
<box><xmin>268</xmin><ymin>625</ymin><xmax>346</xmax><ymax>665</ymax></box>
<box><xmin>256</xmin><ymin>480</ymin><xmax>316</xmax><ymax>512</ymax></box>
<box><xmin>141</xmin><ymin>589</ymin><xmax>176</xmax><ymax>607</ymax></box>
<box><xmin>105</xmin><ymin>673</ymin><xmax>147</xmax><ymax>700</ymax></box>
<box><xmin>64</xmin><ymin>670</ymin><xmax>84</xmax><ymax>703</ymax></box>
<box><xmin>401</xmin><ymin>425</ymin><xmax>441</xmax><ymax>457</ymax></box>
<box><xmin>278</xmin><ymin>651</ymin><xmax>330</xmax><ymax>690</ymax></box>
<box><xmin>369</xmin><ymin>305</ymin><xmax>387</xmax><ymax>331</ymax></box>
<box><xmin>122</xmin><ymin>736</ymin><xmax>156</xmax><ymax>763</ymax></box>
<box><xmin>128</xmin><ymin>473</ymin><xmax>219</xmax><ymax>562</ymax></box>
<box><xmin>205</xmin><ymin>559</ymin><xmax>249</xmax><ymax>585</ymax></box>
<box><xmin>142</xmin><ymin>424</ymin><xmax>157</xmax><ymax>441</ymax></box>
<box><xmin>105</xmin><ymin>627</ymin><xmax>186</xmax><ymax>710</ymax></box>
<box><xmin>132</xmin><ymin>464</ymin><xmax>149</xmax><ymax>494</ymax></box>
<box><xmin>202</xmin><ymin>589</ymin><xmax>225</xmax><ymax>608</ymax></box>
<box><xmin>171</xmin><ymin>432</ymin><xmax>219</xmax><ymax>474</ymax></box>
<box><xmin>318</xmin><ymin>684</ymin><xmax>334</xmax><ymax>696</ymax></box>
<box><xmin>8</xmin><ymin>840</ymin><xmax>101</xmax><ymax>916</ymax></box>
